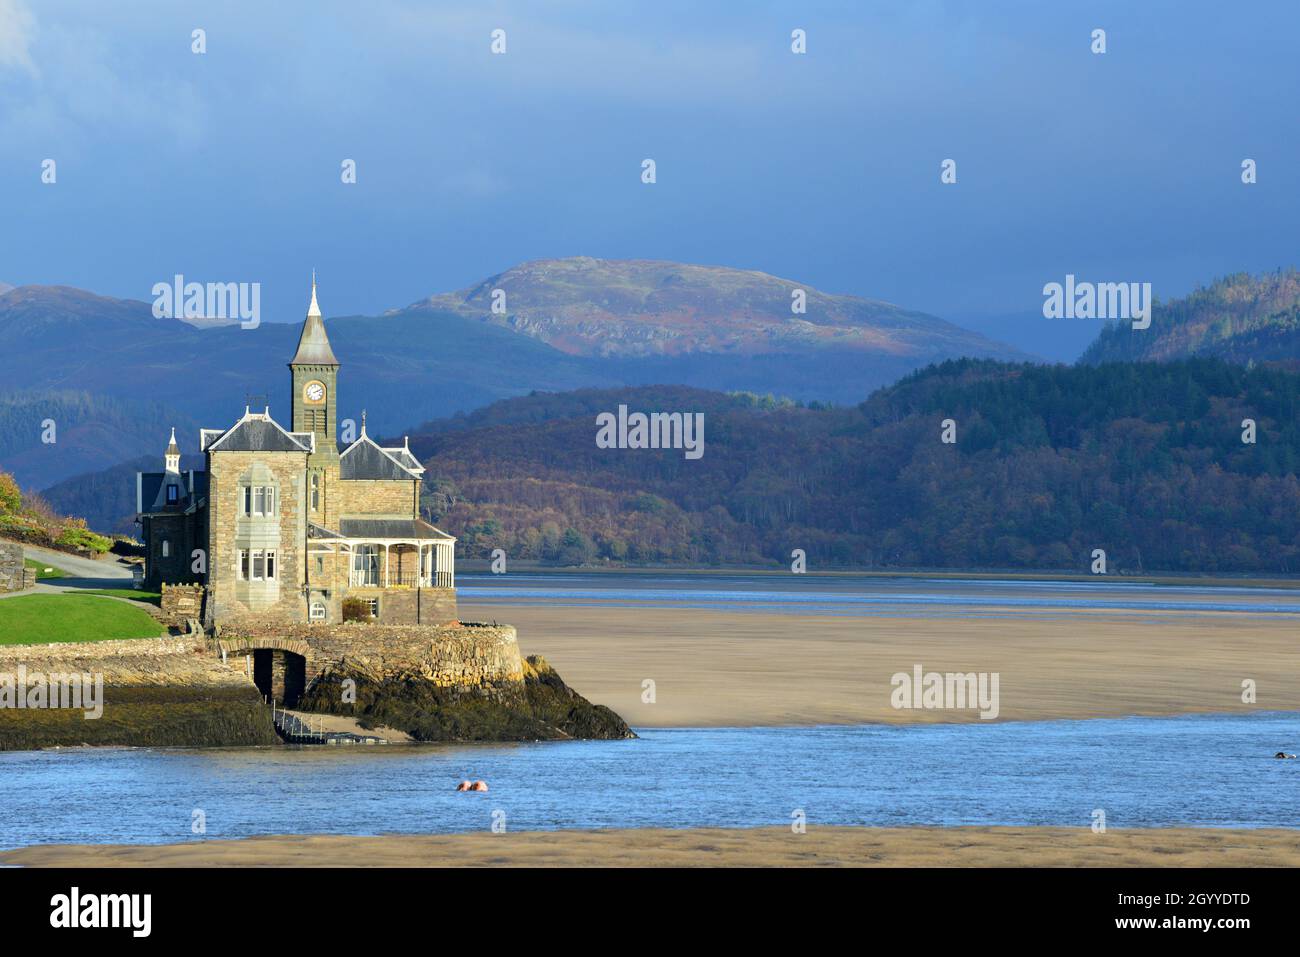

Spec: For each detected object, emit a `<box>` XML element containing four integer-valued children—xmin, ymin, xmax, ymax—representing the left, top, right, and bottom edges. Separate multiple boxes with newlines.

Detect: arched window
<box><xmin>310</xmin><ymin>472</ymin><xmax>321</xmax><ymax>512</ymax></box>
<box><xmin>309</xmin><ymin>601</ymin><xmax>327</xmax><ymax>622</ymax></box>
<box><xmin>161</xmin><ymin>540</ymin><xmax>170</xmax><ymax>558</ymax></box>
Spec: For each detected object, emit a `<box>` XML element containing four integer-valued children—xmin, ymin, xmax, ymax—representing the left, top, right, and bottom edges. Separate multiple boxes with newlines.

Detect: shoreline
<box><xmin>12</xmin><ymin>705</ymin><xmax>1300</xmax><ymax>750</ymax></box>
<box><xmin>6</xmin><ymin>825</ymin><xmax>1299</xmax><ymax>867</ymax></box>
<box><xmin>455</xmin><ymin>563</ymin><xmax>1300</xmax><ymax>590</ymax></box>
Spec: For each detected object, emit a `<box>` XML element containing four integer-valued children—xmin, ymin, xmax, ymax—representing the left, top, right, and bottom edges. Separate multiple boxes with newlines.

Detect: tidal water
<box><xmin>457</xmin><ymin>572</ymin><xmax>1300</xmax><ymax>619</ymax></box>
<box><xmin>4</xmin><ymin>573</ymin><xmax>1297</xmax><ymax>849</ymax></box>
<box><xmin>2</xmin><ymin>712</ymin><xmax>1298</xmax><ymax>849</ymax></box>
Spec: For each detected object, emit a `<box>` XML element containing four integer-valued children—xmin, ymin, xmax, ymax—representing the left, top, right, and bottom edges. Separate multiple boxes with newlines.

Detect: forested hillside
<box><xmin>1082</xmin><ymin>270</ymin><xmax>1300</xmax><ymax>366</ymax></box>
<box><xmin>407</xmin><ymin>359</ymin><xmax>1300</xmax><ymax>574</ymax></box>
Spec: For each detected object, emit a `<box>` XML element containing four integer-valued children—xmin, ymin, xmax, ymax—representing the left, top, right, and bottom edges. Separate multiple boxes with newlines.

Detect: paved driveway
<box><xmin>3</xmin><ymin>541</ymin><xmax>136</xmax><ymax>598</ymax></box>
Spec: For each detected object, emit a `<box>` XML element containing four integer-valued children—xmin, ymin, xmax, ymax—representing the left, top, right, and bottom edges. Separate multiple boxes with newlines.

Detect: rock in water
<box><xmin>297</xmin><ymin>654</ymin><xmax>634</xmax><ymax>742</ymax></box>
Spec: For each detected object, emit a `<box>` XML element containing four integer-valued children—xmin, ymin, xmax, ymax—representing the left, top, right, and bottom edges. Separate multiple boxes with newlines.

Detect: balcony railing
<box><xmin>348</xmin><ymin>570</ymin><xmax>454</xmax><ymax>589</ymax></box>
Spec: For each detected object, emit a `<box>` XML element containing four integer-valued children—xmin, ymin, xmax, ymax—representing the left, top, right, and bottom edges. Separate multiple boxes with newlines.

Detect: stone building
<box><xmin>135</xmin><ymin>279</ymin><xmax>457</xmax><ymax>627</ymax></box>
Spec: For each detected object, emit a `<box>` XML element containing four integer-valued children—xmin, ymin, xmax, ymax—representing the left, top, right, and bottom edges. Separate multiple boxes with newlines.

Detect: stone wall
<box><xmin>160</xmin><ymin>583</ymin><xmax>205</xmax><ymax>629</ymax></box>
<box><xmin>0</xmin><ymin>542</ymin><xmax>35</xmax><ymax>593</ymax></box>
<box><xmin>141</xmin><ymin>509</ymin><xmax>207</xmax><ymax>592</ymax></box>
<box><xmin>215</xmin><ymin>620</ymin><xmax>522</xmax><ymax>689</ymax></box>
<box><xmin>344</xmin><ymin>585</ymin><xmax>457</xmax><ymax>625</ymax></box>
<box><xmin>0</xmin><ymin>634</ymin><xmax>209</xmax><ymax>667</ymax></box>
<box><xmin>206</xmin><ymin>448</ymin><xmax>309</xmax><ymax>624</ymax></box>
<box><xmin>335</xmin><ymin>477</ymin><xmax>420</xmax><ymax>517</ymax></box>
<box><xmin>0</xmin><ymin>634</ymin><xmax>277</xmax><ymax>750</ymax></box>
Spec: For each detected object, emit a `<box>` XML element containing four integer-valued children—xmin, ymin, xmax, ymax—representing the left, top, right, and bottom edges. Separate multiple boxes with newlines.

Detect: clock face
<box><xmin>303</xmin><ymin>380</ymin><xmax>326</xmax><ymax>404</ymax></box>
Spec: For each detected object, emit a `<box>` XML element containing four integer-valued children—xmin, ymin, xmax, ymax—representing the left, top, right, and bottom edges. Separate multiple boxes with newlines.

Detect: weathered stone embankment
<box><xmin>0</xmin><ymin>621</ymin><xmax>633</xmax><ymax>749</ymax></box>
<box><xmin>220</xmin><ymin>620</ymin><xmax>634</xmax><ymax>741</ymax></box>
<box><xmin>0</xmin><ymin>636</ymin><xmax>277</xmax><ymax>751</ymax></box>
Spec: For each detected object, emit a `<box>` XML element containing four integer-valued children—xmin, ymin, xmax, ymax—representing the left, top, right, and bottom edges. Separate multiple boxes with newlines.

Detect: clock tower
<box><xmin>289</xmin><ymin>273</ymin><xmax>340</xmax><ymax>488</ymax></box>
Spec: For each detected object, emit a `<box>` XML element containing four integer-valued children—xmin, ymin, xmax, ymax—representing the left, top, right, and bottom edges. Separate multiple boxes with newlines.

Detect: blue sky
<box><xmin>1</xmin><ymin>0</ymin><xmax>1296</xmax><ymax>360</ymax></box>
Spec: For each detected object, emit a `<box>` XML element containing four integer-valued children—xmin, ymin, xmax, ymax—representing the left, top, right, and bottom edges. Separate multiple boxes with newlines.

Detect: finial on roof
<box><xmin>307</xmin><ymin>271</ymin><xmax>321</xmax><ymax>318</ymax></box>
<box><xmin>361</xmin><ymin>409</ymin><xmax>368</xmax><ymax>437</ymax></box>
<box><xmin>164</xmin><ymin>426</ymin><xmax>181</xmax><ymax>471</ymax></box>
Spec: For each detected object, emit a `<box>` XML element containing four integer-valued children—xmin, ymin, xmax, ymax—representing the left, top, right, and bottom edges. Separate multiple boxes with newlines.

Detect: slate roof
<box><xmin>289</xmin><ymin>313</ymin><xmax>339</xmax><ymax>365</ymax></box>
<box><xmin>137</xmin><ymin>470</ymin><xmax>209</xmax><ymax>515</ymax></box>
<box><xmin>338</xmin><ymin>518</ymin><xmax>455</xmax><ymax>541</ymax></box>
<box><xmin>202</xmin><ymin>413</ymin><xmax>315</xmax><ymax>454</ymax></box>
<box><xmin>340</xmin><ymin>433</ymin><xmax>421</xmax><ymax>480</ymax></box>
<box><xmin>382</xmin><ymin>445</ymin><xmax>424</xmax><ymax>473</ymax></box>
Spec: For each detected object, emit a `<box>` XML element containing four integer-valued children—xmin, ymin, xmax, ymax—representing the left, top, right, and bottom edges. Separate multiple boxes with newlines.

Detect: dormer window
<box><xmin>166</xmin><ymin>485</ymin><xmax>179</xmax><ymax>504</ymax></box>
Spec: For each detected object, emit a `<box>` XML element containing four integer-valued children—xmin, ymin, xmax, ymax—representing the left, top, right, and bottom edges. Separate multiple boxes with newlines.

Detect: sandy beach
<box><xmin>6</xmin><ymin>825</ymin><xmax>1298</xmax><ymax>868</ymax></box>
<box><xmin>460</xmin><ymin>601</ymin><xmax>1300</xmax><ymax>728</ymax></box>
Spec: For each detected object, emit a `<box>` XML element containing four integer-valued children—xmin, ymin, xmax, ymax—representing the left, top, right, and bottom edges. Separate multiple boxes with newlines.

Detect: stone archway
<box><xmin>251</xmin><ymin>649</ymin><xmax>307</xmax><ymax>707</ymax></box>
<box><xmin>218</xmin><ymin>637</ymin><xmax>312</xmax><ymax>707</ymax></box>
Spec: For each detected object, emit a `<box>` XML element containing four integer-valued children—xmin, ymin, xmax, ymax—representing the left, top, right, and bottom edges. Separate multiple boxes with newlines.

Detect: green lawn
<box><xmin>75</xmin><ymin>588</ymin><xmax>162</xmax><ymax>606</ymax></box>
<box><xmin>0</xmin><ymin>594</ymin><xmax>162</xmax><ymax>645</ymax></box>
<box><xmin>24</xmin><ymin>558</ymin><xmax>68</xmax><ymax>580</ymax></box>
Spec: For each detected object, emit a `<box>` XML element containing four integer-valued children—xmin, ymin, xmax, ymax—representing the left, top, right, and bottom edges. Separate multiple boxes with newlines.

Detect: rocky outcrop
<box><xmin>297</xmin><ymin>652</ymin><xmax>634</xmax><ymax>742</ymax></box>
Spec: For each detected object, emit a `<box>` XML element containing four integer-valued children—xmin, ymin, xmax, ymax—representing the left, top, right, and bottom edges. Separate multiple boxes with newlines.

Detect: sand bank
<box><xmin>457</xmin><ymin>603</ymin><xmax>1300</xmax><ymax>728</ymax></box>
<box><xmin>5</xmin><ymin>825</ymin><xmax>1298</xmax><ymax>868</ymax></box>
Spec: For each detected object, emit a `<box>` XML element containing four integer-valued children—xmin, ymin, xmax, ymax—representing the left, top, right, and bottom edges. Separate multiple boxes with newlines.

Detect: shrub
<box><xmin>55</xmin><ymin>521</ymin><xmax>112</xmax><ymax>554</ymax></box>
<box><xmin>342</xmin><ymin>598</ymin><xmax>374</xmax><ymax>622</ymax></box>
<box><xmin>0</xmin><ymin>471</ymin><xmax>20</xmax><ymax>514</ymax></box>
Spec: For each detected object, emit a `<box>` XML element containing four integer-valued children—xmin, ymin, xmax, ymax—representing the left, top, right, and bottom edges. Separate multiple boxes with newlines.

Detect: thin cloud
<box><xmin>0</xmin><ymin>0</ymin><xmax>37</xmax><ymax>76</ymax></box>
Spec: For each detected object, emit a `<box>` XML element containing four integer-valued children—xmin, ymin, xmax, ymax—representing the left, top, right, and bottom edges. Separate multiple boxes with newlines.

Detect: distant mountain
<box><xmin>396</xmin><ymin>258</ymin><xmax>1027</xmax><ymax>398</ymax></box>
<box><xmin>397</xmin><ymin>360</ymin><xmax>1300</xmax><ymax>574</ymax></box>
<box><xmin>0</xmin><ymin>281</ymin><xmax>13</xmax><ymax>295</ymax></box>
<box><xmin>1081</xmin><ymin>270</ymin><xmax>1300</xmax><ymax>366</ymax></box>
<box><xmin>40</xmin><ymin>453</ymin><xmax>206</xmax><ymax>537</ymax></box>
<box><xmin>0</xmin><ymin>391</ymin><xmax>199</xmax><ymax>492</ymax></box>
<box><xmin>0</xmin><ymin>264</ymin><xmax>1027</xmax><ymax>487</ymax></box>
<box><xmin>404</xmin><ymin>257</ymin><xmax>1022</xmax><ymax>361</ymax></box>
<box><xmin>0</xmin><ymin>284</ymin><xmax>617</xmax><ymax>489</ymax></box>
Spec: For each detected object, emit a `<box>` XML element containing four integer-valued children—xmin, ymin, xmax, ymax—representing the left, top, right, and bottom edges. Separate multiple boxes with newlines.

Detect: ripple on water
<box><xmin>1</xmin><ymin>711</ymin><xmax>1297</xmax><ymax>848</ymax></box>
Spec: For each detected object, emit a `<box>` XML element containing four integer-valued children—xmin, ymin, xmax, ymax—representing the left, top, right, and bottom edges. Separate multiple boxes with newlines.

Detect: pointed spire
<box><xmin>289</xmin><ymin>272</ymin><xmax>338</xmax><ymax>366</ymax></box>
<box><xmin>307</xmin><ymin>269</ymin><xmax>321</xmax><ymax>318</ymax></box>
<box><xmin>164</xmin><ymin>427</ymin><xmax>181</xmax><ymax>474</ymax></box>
